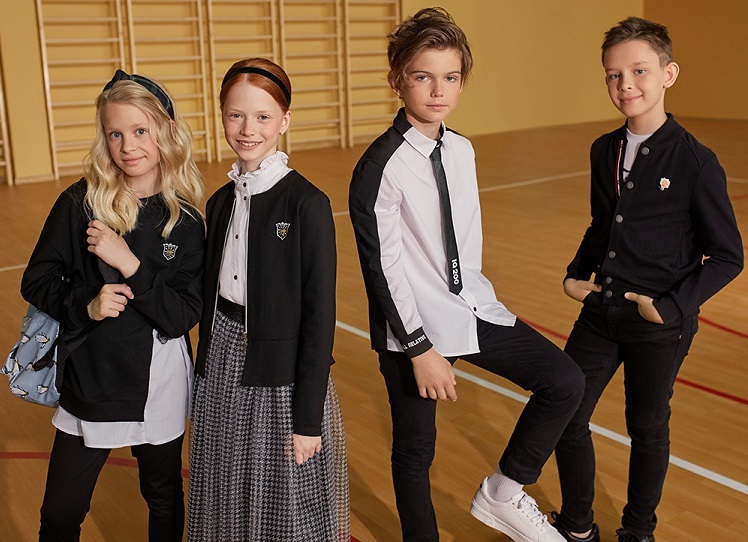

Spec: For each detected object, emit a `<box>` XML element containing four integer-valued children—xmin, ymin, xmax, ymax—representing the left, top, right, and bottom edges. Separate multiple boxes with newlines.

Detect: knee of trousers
<box><xmin>392</xmin><ymin>439</ymin><xmax>436</xmax><ymax>471</ymax></box>
<box><xmin>542</xmin><ymin>364</ymin><xmax>586</xmax><ymax>406</ymax></box>
<box><xmin>40</xmin><ymin>501</ymin><xmax>84</xmax><ymax>534</ymax></box>
<box><xmin>626</xmin><ymin>419</ymin><xmax>671</xmax><ymax>447</ymax></box>
<box><xmin>558</xmin><ymin>419</ymin><xmax>593</xmax><ymax>445</ymax></box>
<box><xmin>140</xmin><ymin>476</ymin><xmax>184</xmax><ymax>511</ymax></box>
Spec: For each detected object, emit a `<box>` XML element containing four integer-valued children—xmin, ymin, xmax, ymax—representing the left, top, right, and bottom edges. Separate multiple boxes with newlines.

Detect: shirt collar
<box><xmin>394</xmin><ymin>107</ymin><xmax>444</xmax><ymax>159</ymax></box>
<box><xmin>228</xmin><ymin>151</ymin><xmax>290</xmax><ymax>195</ymax></box>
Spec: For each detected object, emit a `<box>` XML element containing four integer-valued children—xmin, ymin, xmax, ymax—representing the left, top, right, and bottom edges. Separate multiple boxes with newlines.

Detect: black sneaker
<box><xmin>550</xmin><ymin>512</ymin><xmax>600</xmax><ymax>542</ymax></box>
<box><xmin>616</xmin><ymin>528</ymin><xmax>655</xmax><ymax>542</ymax></box>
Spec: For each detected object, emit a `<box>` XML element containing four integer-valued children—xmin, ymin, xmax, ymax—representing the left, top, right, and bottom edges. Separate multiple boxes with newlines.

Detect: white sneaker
<box><xmin>470</xmin><ymin>478</ymin><xmax>565</xmax><ymax>542</ymax></box>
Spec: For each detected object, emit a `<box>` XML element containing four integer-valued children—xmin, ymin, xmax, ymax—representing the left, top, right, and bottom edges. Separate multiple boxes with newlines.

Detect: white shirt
<box><xmin>350</xmin><ymin>110</ymin><xmax>516</xmax><ymax>358</ymax></box>
<box><xmin>218</xmin><ymin>152</ymin><xmax>292</xmax><ymax>305</ymax></box>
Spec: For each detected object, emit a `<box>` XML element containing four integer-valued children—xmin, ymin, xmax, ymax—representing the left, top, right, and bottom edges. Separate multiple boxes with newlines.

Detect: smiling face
<box><xmin>102</xmin><ymin>102</ymin><xmax>161</xmax><ymax>191</ymax></box>
<box><xmin>393</xmin><ymin>47</ymin><xmax>463</xmax><ymax>140</ymax></box>
<box><xmin>603</xmin><ymin>38</ymin><xmax>679</xmax><ymax>134</ymax></box>
<box><xmin>222</xmin><ymin>82</ymin><xmax>291</xmax><ymax>173</ymax></box>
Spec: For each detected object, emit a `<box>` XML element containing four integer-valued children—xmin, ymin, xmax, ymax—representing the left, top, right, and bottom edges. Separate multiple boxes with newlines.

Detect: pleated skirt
<box><xmin>187</xmin><ymin>310</ymin><xmax>350</xmax><ymax>541</ymax></box>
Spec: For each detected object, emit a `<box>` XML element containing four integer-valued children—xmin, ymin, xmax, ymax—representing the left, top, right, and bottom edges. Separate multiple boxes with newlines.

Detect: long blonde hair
<box><xmin>84</xmin><ymin>79</ymin><xmax>204</xmax><ymax>238</ymax></box>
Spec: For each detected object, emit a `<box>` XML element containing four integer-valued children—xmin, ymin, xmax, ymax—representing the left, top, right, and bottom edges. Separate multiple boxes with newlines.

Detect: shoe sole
<box><xmin>470</xmin><ymin>498</ymin><xmax>532</xmax><ymax>542</ymax></box>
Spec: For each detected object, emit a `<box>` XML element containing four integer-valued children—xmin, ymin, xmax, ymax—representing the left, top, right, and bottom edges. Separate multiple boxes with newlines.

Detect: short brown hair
<box><xmin>219</xmin><ymin>58</ymin><xmax>292</xmax><ymax>112</ymax></box>
<box><xmin>602</xmin><ymin>16</ymin><xmax>673</xmax><ymax>66</ymax></box>
<box><xmin>387</xmin><ymin>7</ymin><xmax>473</xmax><ymax>91</ymax></box>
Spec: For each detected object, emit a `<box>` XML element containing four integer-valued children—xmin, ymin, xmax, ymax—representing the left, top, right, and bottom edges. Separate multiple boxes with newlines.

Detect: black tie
<box><xmin>430</xmin><ymin>140</ymin><xmax>462</xmax><ymax>295</ymax></box>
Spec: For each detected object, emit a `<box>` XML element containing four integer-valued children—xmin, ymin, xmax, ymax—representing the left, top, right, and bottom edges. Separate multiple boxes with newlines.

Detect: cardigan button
<box><xmin>605</xmin><ymin>290</ymin><xmax>613</xmax><ymax>298</ymax></box>
<box><xmin>641</xmin><ymin>147</ymin><xmax>650</xmax><ymax>155</ymax></box>
<box><xmin>626</xmin><ymin>181</ymin><xmax>634</xmax><ymax>189</ymax></box>
<box><xmin>615</xmin><ymin>214</ymin><xmax>623</xmax><ymax>223</ymax></box>
<box><xmin>605</xmin><ymin>276</ymin><xmax>612</xmax><ymax>284</ymax></box>
<box><xmin>608</xmin><ymin>250</ymin><xmax>616</xmax><ymax>259</ymax></box>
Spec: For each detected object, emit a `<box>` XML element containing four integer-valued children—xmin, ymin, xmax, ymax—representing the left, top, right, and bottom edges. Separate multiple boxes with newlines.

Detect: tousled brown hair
<box><xmin>387</xmin><ymin>7</ymin><xmax>473</xmax><ymax>91</ymax></box>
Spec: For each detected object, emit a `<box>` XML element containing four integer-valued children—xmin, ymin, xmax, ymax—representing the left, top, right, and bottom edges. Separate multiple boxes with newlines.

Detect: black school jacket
<box><xmin>21</xmin><ymin>179</ymin><xmax>205</xmax><ymax>421</ymax></box>
<box><xmin>196</xmin><ymin>170</ymin><xmax>336</xmax><ymax>436</ymax></box>
<box><xmin>566</xmin><ymin>115</ymin><xmax>743</xmax><ymax>323</ymax></box>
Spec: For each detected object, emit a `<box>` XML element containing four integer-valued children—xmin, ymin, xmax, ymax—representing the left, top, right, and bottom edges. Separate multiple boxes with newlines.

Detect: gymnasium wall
<box><xmin>644</xmin><ymin>0</ymin><xmax>748</xmax><ymax>120</ymax></box>
<box><xmin>401</xmin><ymin>0</ymin><xmax>644</xmax><ymax>135</ymax></box>
<box><xmin>0</xmin><ymin>0</ymin><xmax>744</xmax><ymax>183</ymax></box>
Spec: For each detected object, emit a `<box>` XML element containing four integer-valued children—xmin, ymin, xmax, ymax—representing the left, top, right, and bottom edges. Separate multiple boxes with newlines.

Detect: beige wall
<box><xmin>645</xmin><ymin>0</ymin><xmax>748</xmax><ymax>120</ymax></box>
<box><xmin>0</xmin><ymin>0</ymin><xmax>54</xmax><ymax>182</ymax></box>
<box><xmin>402</xmin><ymin>0</ymin><xmax>644</xmax><ymax>136</ymax></box>
<box><xmin>2</xmin><ymin>0</ymin><xmax>745</xmax><ymax>182</ymax></box>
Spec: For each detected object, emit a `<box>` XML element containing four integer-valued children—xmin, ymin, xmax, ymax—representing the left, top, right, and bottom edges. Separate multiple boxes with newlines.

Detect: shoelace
<box><xmin>615</xmin><ymin>529</ymin><xmax>643</xmax><ymax>541</ymax></box>
<box><xmin>516</xmin><ymin>493</ymin><xmax>549</xmax><ymax>528</ymax></box>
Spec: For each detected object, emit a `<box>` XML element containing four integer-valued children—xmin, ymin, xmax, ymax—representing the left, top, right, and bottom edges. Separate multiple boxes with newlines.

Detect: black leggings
<box><xmin>39</xmin><ymin>430</ymin><xmax>185</xmax><ymax>542</ymax></box>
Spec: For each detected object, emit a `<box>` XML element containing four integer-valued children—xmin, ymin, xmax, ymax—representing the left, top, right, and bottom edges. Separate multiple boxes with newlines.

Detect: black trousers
<box><xmin>378</xmin><ymin>318</ymin><xmax>585</xmax><ymax>541</ymax></box>
<box><xmin>554</xmin><ymin>293</ymin><xmax>698</xmax><ymax>537</ymax></box>
<box><xmin>39</xmin><ymin>430</ymin><xmax>185</xmax><ymax>542</ymax></box>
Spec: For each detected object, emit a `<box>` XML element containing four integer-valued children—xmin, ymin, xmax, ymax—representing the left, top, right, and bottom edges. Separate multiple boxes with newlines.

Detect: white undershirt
<box><xmin>52</xmin><ymin>330</ymin><xmax>193</xmax><ymax>448</ymax></box>
<box><xmin>623</xmin><ymin>129</ymin><xmax>653</xmax><ymax>180</ymax></box>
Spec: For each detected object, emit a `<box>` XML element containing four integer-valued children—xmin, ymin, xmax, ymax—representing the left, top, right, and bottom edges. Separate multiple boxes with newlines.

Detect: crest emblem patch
<box><xmin>163</xmin><ymin>243</ymin><xmax>178</xmax><ymax>260</ymax></box>
<box><xmin>276</xmin><ymin>222</ymin><xmax>290</xmax><ymax>240</ymax></box>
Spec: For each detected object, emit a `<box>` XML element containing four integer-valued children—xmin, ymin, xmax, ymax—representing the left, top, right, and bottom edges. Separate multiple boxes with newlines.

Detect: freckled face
<box><xmin>222</xmin><ymin>83</ymin><xmax>291</xmax><ymax>173</ymax></box>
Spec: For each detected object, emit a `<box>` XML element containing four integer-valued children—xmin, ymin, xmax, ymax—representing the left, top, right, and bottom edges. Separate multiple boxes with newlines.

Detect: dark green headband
<box><xmin>103</xmin><ymin>69</ymin><xmax>175</xmax><ymax>120</ymax></box>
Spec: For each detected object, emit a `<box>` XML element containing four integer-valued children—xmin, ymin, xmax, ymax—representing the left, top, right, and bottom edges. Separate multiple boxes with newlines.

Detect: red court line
<box><xmin>522</xmin><ymin>317</ymin><xmax>748</xmax><ymax>406</ymax></box>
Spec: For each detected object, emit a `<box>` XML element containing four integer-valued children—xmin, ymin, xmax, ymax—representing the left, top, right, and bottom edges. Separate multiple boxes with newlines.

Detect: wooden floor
<box><xmin>1</xmin><ymin>117</ymin><xmax>747</xmax><ymax>541</ymax></box>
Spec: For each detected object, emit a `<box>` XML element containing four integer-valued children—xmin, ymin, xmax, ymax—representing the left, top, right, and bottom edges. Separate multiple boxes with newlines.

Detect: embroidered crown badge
<box><xmin>659</xmin><ymin>177</ymin><xmax>671</xmax><ymax>191</ymax></box>
<box><xmin>163</xmin><ymin>243</ymin><xmax>178</xmax><ymax>260</ymax></box>
<box><xmin>276</xmin><ymin>222</ymin><xmax>290</xmax><ymax>240</ymax></box>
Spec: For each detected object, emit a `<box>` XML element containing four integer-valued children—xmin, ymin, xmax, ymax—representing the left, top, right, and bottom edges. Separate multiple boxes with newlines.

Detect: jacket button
<box><xmin>615</xmin><ymin>214</ymin><xmax>623</xmax><ymax>223</ymax></box>
<box><xmin>641</xmin><ymin>147</ymin><xmax>650</xmax><ymax>155</ymax></box>
<box><xmin>605</xmin><ymin>276</ymin><xmax>612</xmax><ymax>284</ymax></box>
<box><xmin>626</xmin><ymin>181</ymin><xmax>634</xmax><ymax>189</ymax></box>
<box><xmin>605</xmin><ymin>290</ymin><xmax>613</xmax><ymax>298</ymax></box>
<box><xmin>608</xmin><ymin>250</ymin><xmax>616</xmax><ymax>259</ymax></box>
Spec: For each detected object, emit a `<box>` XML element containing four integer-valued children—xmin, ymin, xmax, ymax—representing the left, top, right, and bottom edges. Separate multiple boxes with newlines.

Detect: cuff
<box><xmin>124</xmin><ymin>265</ymin><xmax>154</xmax><ymax>297</ymax></box>
<box><xmin>401</xmin><ymin>327</ymin><xmax>433</xmax><ymax>358</ymax></box>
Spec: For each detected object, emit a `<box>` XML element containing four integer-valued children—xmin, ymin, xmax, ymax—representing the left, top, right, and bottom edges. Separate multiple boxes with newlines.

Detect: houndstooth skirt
<box><xmin>187</xmin><ymin>310</ymin><xmax>350</xmax><ymax>541</ymax></box>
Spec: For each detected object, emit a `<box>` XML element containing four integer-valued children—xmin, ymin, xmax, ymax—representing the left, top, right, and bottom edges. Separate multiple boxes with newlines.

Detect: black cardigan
<box><xmin>21</xmin><ymin>179</ymin><xmax>205</xmax><ymax>421</ymax></box>
<box><xmin>196</xmin><ymin>170</ymin><xmax>337</xmax><ymax>436</ymax></box>
<box><xmin>566</xmin><ymin>115</ymin><xmax>743</xmax><ymax>323</ymax></box>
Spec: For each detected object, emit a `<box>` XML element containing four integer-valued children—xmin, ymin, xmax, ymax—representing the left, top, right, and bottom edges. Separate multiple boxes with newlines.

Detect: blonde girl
<box><xmin>21</xmin><ymin>70</ymin><xmax>205</xmax><ymax>541</ymax></box>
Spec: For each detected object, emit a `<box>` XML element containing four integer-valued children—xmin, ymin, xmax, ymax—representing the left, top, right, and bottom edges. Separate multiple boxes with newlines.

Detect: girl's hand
<box><xmin>292</xmin><ymin>434</ymin><xmax>322</xmax><ymax>465</ymax></box>
<box><xmin>624</xmin><ymin>292</ymin><xmax>665</xmax><ymax>324</ymax></box>
<box><xmin>563</xmin><ymin>278</ymin><xmax>602</xmax><ymax>302</ymax></box>
<box><xmin>87</xmin><ymin>283</ymin><xmax>134</xmax><ymax>321</ymax></box>
<box><xmin>86</xmin><ymin>220</ymin><xmax>140</xmax><ymax>278</ymax></box>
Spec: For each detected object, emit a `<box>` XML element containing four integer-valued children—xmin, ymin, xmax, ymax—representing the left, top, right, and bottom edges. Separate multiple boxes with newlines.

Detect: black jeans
<box><xmin>554</xmin><ymin>293</ymin><xmax>698</xmax><ymax>537</ymax></box>
<box><xmin>39</xmin><ymin>430</ymin><xmax>185</xmax><ymax>542</ymax></box>
<box><xmin>378</xmin><ymin>318</ymin><xmax>584</xmax><ymax>541</ymax></box>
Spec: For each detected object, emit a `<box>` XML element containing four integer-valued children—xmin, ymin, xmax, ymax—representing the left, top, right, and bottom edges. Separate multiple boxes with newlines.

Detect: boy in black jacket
<box><xmin>552</xmin><ymin>17</ymin><xmax>743</xmax><ymax>542</ymax></box>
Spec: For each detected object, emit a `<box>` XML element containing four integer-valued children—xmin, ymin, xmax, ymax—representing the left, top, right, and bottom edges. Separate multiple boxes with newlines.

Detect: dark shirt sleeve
<box><xmin>21</xmin><ymin>185</ymin><xmax>99</xmax><ymax>338</ymax></box>
<box><xmin>292</xmin><ymin>191</ymin><xmax>337</xmax><ymax>436</ymax></box>
<box><xmin>348</xmin><ymin>158</ymin><xmax>433</xmax><ymax>358</ymax></box>
<box><xmin>653</xmin><ymin>156</ymin><xmax>743</xmax><ymax>322</ymax></box>
<box><xmin>125</xmin><ymin>214</ymin><xmax>205</xmax><ymax>339</ymax></box>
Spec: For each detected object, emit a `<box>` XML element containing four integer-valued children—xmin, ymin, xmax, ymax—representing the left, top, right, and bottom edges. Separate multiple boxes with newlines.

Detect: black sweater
<box><xmin>21</xmin><ymin>179</ymin><xmax>205</xmax><ymax>421</ymax></box>
<box><xmin>196</xmin><ymin>170</ymin><xmax>336</xmax><ymax>436</ymax></box>
<box><xmin>566</xmin><ymin>115</ymin><xmax>743</xmax><ymax>323</ymax></box>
